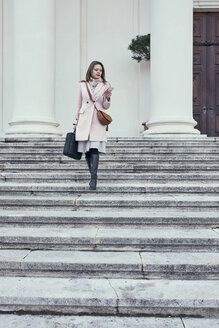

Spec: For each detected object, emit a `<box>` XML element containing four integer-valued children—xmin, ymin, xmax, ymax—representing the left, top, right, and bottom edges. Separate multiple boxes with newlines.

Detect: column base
<box><xmin>143</xmin><ymin>121</ymin><xmax>200</xmax><ymax>135</ymax></box>
<box><xmin>5</xmin><ymin>119</ymin><xmax>62</xmax><ymax>136</ymax></box>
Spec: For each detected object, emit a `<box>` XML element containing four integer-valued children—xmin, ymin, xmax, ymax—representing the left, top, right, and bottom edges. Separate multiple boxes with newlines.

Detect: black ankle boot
<box><xmin>89</xmin><ymin>152</ymin><xmax>99</xmax><ymax>190</ymax></box>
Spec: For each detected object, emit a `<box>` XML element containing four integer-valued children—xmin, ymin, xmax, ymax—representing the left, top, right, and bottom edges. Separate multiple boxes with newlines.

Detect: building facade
<box><xmin>0</xmin><ymin>0</ymin><xmax>218</xmax><ymax>137</ymax></box>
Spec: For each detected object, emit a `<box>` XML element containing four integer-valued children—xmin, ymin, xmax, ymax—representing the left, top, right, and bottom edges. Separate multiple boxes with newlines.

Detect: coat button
<box><xmin>93</xmin><ymin>100</ymin><xmax>95</xmax><ymax>103</ymax></box>
<box><xmin>87</xmin><ymin>101</ymin><xmax>89</xmax><ymax>104</ymax></box>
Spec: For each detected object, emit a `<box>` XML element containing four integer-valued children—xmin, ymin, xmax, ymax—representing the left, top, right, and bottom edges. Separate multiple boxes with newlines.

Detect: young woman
<box><xmin>73</xmin><ymin>61</ymin><xmax>112</xmax><ymax>190</ymax></box>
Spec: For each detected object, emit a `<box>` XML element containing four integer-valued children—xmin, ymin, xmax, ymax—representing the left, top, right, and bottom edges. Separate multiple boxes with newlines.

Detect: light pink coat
<box><xmin>73</xmin><ymin>82</ymin><xmax>111</xmax><ymax>142</ymax></box>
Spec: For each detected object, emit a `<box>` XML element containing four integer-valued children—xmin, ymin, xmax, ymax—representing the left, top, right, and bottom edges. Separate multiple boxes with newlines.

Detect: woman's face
<box><xmin>91</xmin><ymin>64</ymin><xmax>102</xmax><ymax>79</ymax></box>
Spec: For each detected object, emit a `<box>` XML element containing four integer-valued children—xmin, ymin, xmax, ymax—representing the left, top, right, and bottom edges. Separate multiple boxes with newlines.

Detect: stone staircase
<box><xmin>0</xmin><ymin>135</ymin><xmax>219</xmax><ymax>327</ymax></box>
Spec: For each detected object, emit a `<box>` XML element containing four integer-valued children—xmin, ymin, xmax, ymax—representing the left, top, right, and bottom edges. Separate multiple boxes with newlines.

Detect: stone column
<box><xmin>144</xmin><ymin>0</ymin><xmax>200</xmax><ymax>135</ymax></box>
<box><xmin>6</xmin><ymin>0</ymin><xmax>62</xmax><ymax>136</ymax></box>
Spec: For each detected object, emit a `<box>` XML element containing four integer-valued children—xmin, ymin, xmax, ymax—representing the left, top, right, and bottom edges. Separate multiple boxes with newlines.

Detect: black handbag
<box><xmin>63</xmin><ymin>132</ymin><xmax>82</xmax><ymax>160</ymax></box>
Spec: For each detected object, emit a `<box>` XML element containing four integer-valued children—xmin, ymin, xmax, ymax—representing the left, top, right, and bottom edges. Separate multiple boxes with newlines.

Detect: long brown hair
<box><xmin>81</xmin><ymin>61</ymin><xmax>107</xmax><ymax>84</ymax></box>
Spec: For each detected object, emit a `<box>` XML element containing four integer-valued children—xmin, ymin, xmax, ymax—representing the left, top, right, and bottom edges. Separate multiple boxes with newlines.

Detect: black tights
<box><xmin>85</xmin><ymin>148</ymin><xmax>99</xmax><ymax>159</ymax></box>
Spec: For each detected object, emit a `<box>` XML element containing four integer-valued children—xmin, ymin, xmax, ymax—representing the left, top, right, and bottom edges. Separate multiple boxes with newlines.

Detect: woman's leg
<box><xmin>89</xmin><ymin>148</ymin><xmax>99</xmax><ymax>190</ymax></box>
<box><xmin>85</xmin><ymin>151</ymin><xmax>91</xmax><ymax>173</ymax></box>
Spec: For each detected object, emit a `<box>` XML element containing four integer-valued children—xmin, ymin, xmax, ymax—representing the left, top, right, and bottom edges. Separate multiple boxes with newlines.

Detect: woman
<box><xmin>73</xmin><ymin>61</ymin><xmax>112</xmax><ymax>190</ymax></box>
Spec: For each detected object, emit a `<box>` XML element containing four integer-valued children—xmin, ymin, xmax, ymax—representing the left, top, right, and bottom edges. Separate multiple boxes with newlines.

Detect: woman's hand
<box><xmin>103</xmin><ymin>88</ymin><xmax>112</xmax><ymax>100</ymax></box>
<box><xmin>73</xmin><ymin>123</ymin><xmax>77</xmax><ymax>131</ymax></box>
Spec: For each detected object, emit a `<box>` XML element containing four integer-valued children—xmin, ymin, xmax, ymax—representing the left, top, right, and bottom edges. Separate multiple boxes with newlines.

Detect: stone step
<box><xmin>0</xmin><ymin>137</ymin><xmax>215</xmax><ymax>145</ymax></box>
<box><xmin>0</xmin><ymin>315</ymin><xmax>216</xmax><ymax>328</ymax></box>
<box><xmin>1</xmin><ymin>182</ymin><xmax>219</xmax><ymax>195</ymax></box>
<box><xmin>65</xmin><ymin>154</ymin><xmax>219</xmax><ymax>162</ymax></box>
<box><xmin>0</xmin><ymin>137</ymin><xmax>219</xmax><ymax>322</ymax></box>
<box><xmin>0</xmin><ymin>315</ymin><xmax>219</xmax><ymax>328</ymax></box>
<box><xmin>6</xmin><ymin>141</ymin><xmax>217</xmax><ymax>147</ymax></box>
<box><xmin>0</xmin><ymin>277</ymin><xmax>218</xmax><ymax>317</ymax></box>
<box><xmin>2</xmin><ymin>171</ymin><xmax>219</xmax><ymax>182</ymax></box>
<box><xmin>0</xmin><ymin>138</ymin><xmax>213</xmax><ymax>145</ymax></box>
<box><xmin>0</xmin><ymin>135</ymin><xmax>211</xmax><ymax>142</ymax></box>
<box><xmin>0</xmin><ymin>136</ymin><xmax>213</xmax><ymax>142</ymax></box>
<box><xmin>1</xmin><ymin>147</ymin><xmax>219</xmax><ymax>154</ymax></box>
<box><xmin>0</xmin><ymin>249</ymin><xmax>218</xmax><ymax>279</ymax></box>
<box><xmin>0</xmin><ymin>194</ymin><xmax>218</xmax><ymax>210</ymax></box>
<box><xmin>0</xmin><ymin>226</ymin><xmax>218</xmax><ymax>251</ymax></box>
<box><xmin>1</xmin><ymin>154</ymin><xmax>219</xmax><ymax>162</ymax></box>
<box><xmin>1</xmin><ymin>162</ymin><xmax>219</xmax><ymax>171</ymax></box>
<box><xmin>0</xmin><ymin>209</ymin><xmax>218</xmax><ymax>227</ymax></box>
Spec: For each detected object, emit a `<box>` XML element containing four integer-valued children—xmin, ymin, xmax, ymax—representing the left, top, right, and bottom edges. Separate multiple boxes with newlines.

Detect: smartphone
<box><xmin>104</xmin><ymin>86</ymin><xmax>114</xmax><ymax>94</ymax></box>
<box><xmin>103</xmin><ymin>86</ymin><xmax>114</xmax><ymax>96</ymax></box>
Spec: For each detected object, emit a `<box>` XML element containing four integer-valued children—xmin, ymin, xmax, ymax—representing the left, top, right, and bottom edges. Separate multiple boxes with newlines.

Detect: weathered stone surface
<box><xmin>0</xmin><ymin>250</ymin><xmax>30</xmax><ymax>270</ymax></box>
<box><xmin>0</xmin><ymin>134</ymin><xmax>210</xmax><ymax>142</ymax></box>
<box><xmin>23</xmin><ymin>250</ymin><xmax>139</xmax><ymax>264</ymax></box>
<box><xmin>0</xmin><ymin>314</ymin><xmax>184</xmax><ymax>328</ymax></box>
<box><xmin>0</xmin><ymin>277</ymin><xmax>218</xmax><ymax>316</ymax></box>
<box><xmin>1</xmin><ymin>181</ymin><xmax>219</xmax><ymax>194</ymax></box>
<box><xmin>0</xmin><ymin>193</ymin><xmax>219</xmax><ymax>209</ymax></box>
<box><xmin>183</xmin><ymin>318</ymin><xmax>219</xmax><ymax>328</ymax></box>
<box><xmin>0</xmin><ymin>209</ymin><xmax>218</xmax><ymax>227</ymax></box>
<box><xmin>4</xmin><ymin>172</ymin><xmax>219</xmax><ymax>185</ymax></box>
<box><xmin>1</xmin><ymin>193</ymin><xmax>219</xmax><ymax>210</ymax></box>
<box><xmin>141</xmin><ymin>252</ymin><xmax>219</xmax><ymax>277</ymax></box>
<box><xmin>3</xmin><ymin>153</ymin><xmax>219</xmax><ymax>162</ymax></box>
<box><xmin>0</xmin><ymin>250</ymin><xmax>218</xmax><ymax>279</ymax></box>
<box><xmin>2</xmin><ymin>161</ymin><xmax>219</xmax><ymax>172</ymax></box>
<box><xmin>0</xmin><ymin>226</ymin><xmax>218</xmax><ymax>251</ymax></box>
<box><xmin>0</xmin><ymin>277</ymin><xmax>117</xmax><ymax>314</ymax></box>
<box><xmin>141</xmin><ymin>251</ymin><xmax>219</xmax><ymax>266</ymax></box>
<box><xmin>110</xmin><ymin>279</ymin><xmax>219</xmax><ymax>316</ymax></box>
<box><xmin>1</xmin><ymin>136</ymin><xmax>219</xmax><ymax>321</ymax></box>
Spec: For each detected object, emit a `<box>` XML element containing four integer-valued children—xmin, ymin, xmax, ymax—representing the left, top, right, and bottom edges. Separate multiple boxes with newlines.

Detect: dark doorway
<box><xmin>193</xmin><ymin>12</ymin><xmax>219</xmax><ymax>136</ymax></box>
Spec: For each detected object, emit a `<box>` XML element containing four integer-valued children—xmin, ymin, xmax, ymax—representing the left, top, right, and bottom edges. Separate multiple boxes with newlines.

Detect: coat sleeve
<box><xmin>102</xmin><ymin>96</ymin><xmax>111</xmax><ymax>109</ymax></box>
<box><xmin>73</xmin><ymin>84</ymin><xmax>82</xmax><ymax>125</ymax></box>
<box><xmin>102</xmin><ymin>82</ymin><xmax>111</xmax><ymax>109</ymax></box>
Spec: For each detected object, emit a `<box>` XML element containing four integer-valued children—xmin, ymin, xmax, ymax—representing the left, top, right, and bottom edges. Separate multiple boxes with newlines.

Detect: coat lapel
<box><xmin>94</xmin><ymin>82</ymin><xmax>105</xmax><ymax>97</ymax></box>
<box><xmin>85</xmin><ymin>81</ymin><xmax>106</xmax><ymax>99</ymax></box>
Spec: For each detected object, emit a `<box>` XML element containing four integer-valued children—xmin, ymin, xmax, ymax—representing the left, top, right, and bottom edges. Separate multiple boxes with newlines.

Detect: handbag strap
<box><xmin>85</xmin><ymin>82</ymin><xmax>102</xmax><ymax>114</ymax></box>
<box><xmin>85</xmin><ymin>82</ymin><xmax>96</xmax><ymax>103</ymax></box>
<box><xmin>85</xmin><ymin>82</ymin><xmax>108</xmax><ymax>131</ymax></box>
<box><xmin>85</xmin><ymin>82</ymin><xmax>93</xmax><ymax>101</ymax></box>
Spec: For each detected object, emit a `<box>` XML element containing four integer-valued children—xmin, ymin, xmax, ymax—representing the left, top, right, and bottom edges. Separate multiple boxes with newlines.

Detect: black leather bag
<box><xmin>63</xmin><ymin>132</ymin><xmax>82</xmax><ymax>160</ymax></box>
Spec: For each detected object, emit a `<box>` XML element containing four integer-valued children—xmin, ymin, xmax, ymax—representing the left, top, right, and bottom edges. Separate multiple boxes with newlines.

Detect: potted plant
<box><xmin>128</xmin><ymin>34</ymin><xmax>150</xmax><ymax>62</ymax></box>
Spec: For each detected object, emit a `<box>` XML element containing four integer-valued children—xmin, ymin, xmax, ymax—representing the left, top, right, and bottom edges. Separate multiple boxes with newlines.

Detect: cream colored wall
<box><xmin>55</xmin><ymin>0</ymin><xmax>81</xmax><ymax>136</ymax></box>
<box><xmin>1</xmin><ymin>0</ymin><xmax>15</xmax><ymax>135</ymax></box>
<box><xmin>0</xmin><ymin>0</ymin><xmax>2</xmax><ymax>135</ymax></box>
<box><xmin>139</xmin><ymin>0</ymin><xmax>150</xmax><ymax>130</ymax></box>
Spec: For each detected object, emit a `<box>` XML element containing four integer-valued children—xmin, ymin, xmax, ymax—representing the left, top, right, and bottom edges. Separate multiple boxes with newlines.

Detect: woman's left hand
<box><xmin>103</xmin><ymin>88</ymin><xmax>112</xmax><ymax>100</ymax></box>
